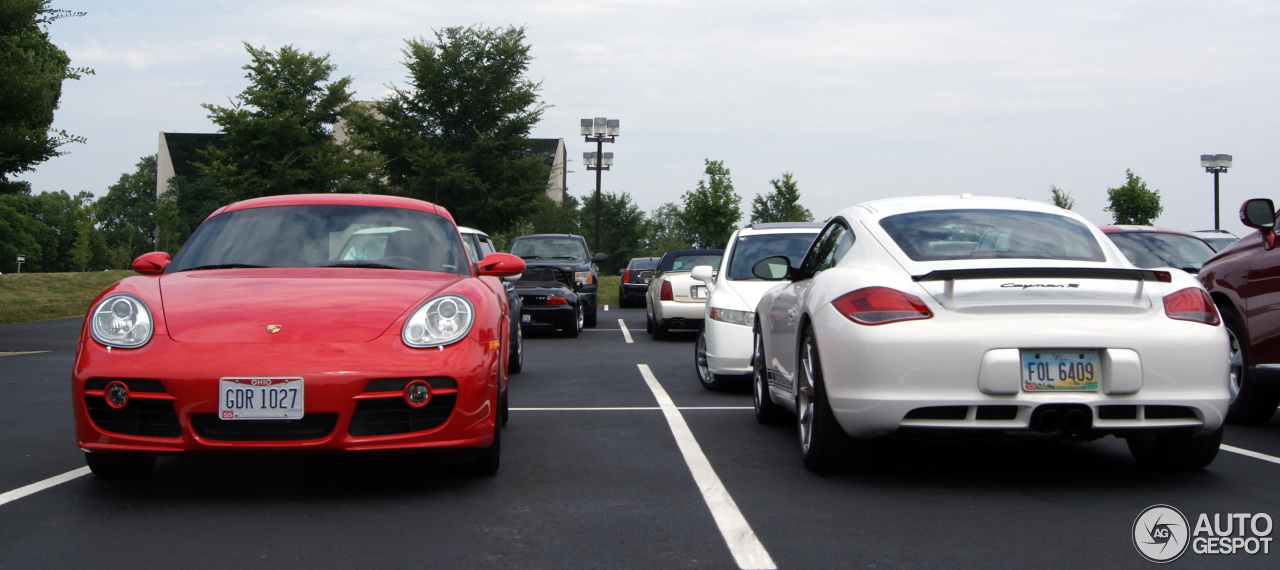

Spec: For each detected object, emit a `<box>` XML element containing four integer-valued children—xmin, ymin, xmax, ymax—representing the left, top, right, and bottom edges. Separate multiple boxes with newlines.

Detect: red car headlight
<box><xmin>403</xmin><ymin>294</ymin><xmax>475</xmax><ymax>348</ymax></box>
<box><xmin>89</xmin><ymin>293</ymin><xmax>154</xmax><ymax>348</ymax></box>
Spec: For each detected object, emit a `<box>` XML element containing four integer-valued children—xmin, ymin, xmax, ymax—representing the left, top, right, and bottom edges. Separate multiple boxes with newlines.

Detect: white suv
<box><xmin>692</xmin><ymin>222</ymin><xmax>823</xmax><ymax>390</ymax></box>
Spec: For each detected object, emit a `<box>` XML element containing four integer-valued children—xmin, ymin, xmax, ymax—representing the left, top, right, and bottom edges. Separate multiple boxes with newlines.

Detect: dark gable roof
<box><xmin>163</xmin><ymin>133</ymin><xmax>228</xmax><ymax>180</ymax></box>
<box><xmin>525</xmin><ymin>138</ymin><xmax>561</xmax><ymax>166</ymax></box>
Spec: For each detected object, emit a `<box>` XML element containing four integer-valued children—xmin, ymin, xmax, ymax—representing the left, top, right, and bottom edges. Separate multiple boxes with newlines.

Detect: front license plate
<box><xmin>1021</xmin><ymin>351</ymin><xmax>1099</xmax><ymax>391</ymax></box>
<box><xmin>691</xmin><ymin>285</ymin><xmax>707</xmax><ymax>299</ymax></box>
<box><xmin>219</xmin><ymin>377</ymin><xmax>304</xmax><ymax>420</ymax></box>
<box><xmin>521</xmin><ymin>313</ymin><xmax>532</xmax><ymax>323</ymax></box>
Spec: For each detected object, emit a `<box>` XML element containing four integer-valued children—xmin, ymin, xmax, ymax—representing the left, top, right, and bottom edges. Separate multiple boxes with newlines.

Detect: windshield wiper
<box><xmin>519</xmin><ymin>255</ymin><xmax>544</xmax><ymax>260</ymax></box>
<box><xmin>321</xmin><ymin>262</ymin><xmax>405</xmax><ymax>270</ymax></box>
<box><xmin>182</xmin><ymin>264</ymin><xmax>266</xmax><ymax>271</ymax></box>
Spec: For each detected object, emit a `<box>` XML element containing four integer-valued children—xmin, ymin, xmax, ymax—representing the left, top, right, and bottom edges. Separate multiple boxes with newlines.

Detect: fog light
<box><xmin>105</xmin><ymin>381</ymin><xmax>130</xmax><ymax>409</ymax></box>
<box><xmin>404</xmin><ymin>380</ymin><xmax>431</xmax><ymax>408</ymax></box>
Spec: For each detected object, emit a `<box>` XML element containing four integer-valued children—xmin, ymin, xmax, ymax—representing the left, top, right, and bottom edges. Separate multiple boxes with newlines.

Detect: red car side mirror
<box><xmin>1240</xmin><ymin>199</ymin><xmax>1277</xmax><ymax>249</ymax></box>
<box><xmin>477</xmin><ymin>252</ymin><xmax>525</xmax><ymax>278</ymax></box>
<box><xmin>131</xmin><ymin>251</ymin><xmax>171</xmax><ymax>275</ymax></box>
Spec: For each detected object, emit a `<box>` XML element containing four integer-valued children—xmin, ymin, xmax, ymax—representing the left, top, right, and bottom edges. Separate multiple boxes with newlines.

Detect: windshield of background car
<box><xmin>509</xmin><ymin>237</ymin><xmax>589</xmax><ymax>262</ymax></box>
<box><xmin>668</xmin><ymin>255</ymin><xmax>722</xmax><ymax>272</ymax></box>
<box><xmin>167</xmin><ymin>204</ymin><xmax>469</xmax><ymax>275</ymax></box>
<box><xmin>1107</xmin><ymin>232</ymin><xmax>1217</xmax><ymax>271</ymax></box>
<box><xmin>879</xmin><ymin>209</ymin><xmax>1106</xmax><ymax>262</ymax></box>
<box><xmin>726</xmin><ymin>233</ymin><xmax>819</xmax><ymax>280</ymax></box>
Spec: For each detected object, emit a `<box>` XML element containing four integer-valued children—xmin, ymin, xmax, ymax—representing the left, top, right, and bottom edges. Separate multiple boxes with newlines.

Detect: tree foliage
<box><xmin>199</xmin><ymin>43</ymin><xmax>380</xmax><ymax>200</ymax></box>
<box><xmin>642</xmin><ymin>202</ymin><xmax>694</xmax><ymax>256</ymax></box>
<box><xmin>750</xmin><ymin>172</ymin><xmax>813</xmax><ymax>223</ymax></box>
<box><xmin>1105</xmin><ymin>169</ymin><xmax>1162</xmax><ymax>225</ymax></box>
<box><xmin>578</xmin><ymin>191</ymin><xmax>647</xmax><ymax>273</ymax></box>
<box><xmin>682</xmin><ymin>159</ymin><xmax>742</xmax><ymax>249</ymax></box>
<box><xmin>351</xmin><ymin>25</ymin><xmax>549</xmax><ymax>234</ymax></box>
<box><xmin>1049</xmin><ymin>184</ymin><xmax>1075</xmax><ymax>210</ymax></box>
<box><xmin>95</xmin><ymin>155</ymin><xmax>158</xmax><ymax>263</ymax></box>
<box><xmin>0</xmin><ymin>0</ymin><xmax>91</xmax><ymax>190</ymax></box>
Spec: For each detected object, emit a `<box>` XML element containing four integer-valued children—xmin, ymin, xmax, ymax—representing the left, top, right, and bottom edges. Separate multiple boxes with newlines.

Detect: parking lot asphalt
<box><xmin>3</xmin><ymin>310</ymin><xmax>1279</xmax><ymax>568</ymax></box>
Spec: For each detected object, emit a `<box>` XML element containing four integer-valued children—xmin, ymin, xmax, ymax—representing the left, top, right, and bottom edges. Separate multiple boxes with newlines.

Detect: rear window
<box><xmin>668</xmin><ymin>255</ymin><xmax>722</xmax><ymax>272</ymax></box>
<box><xmin>628</xmin><ymin>258</ymin><xmax>659</xmax><ymax>270</ymax></box>
<box><xmin>1107</xmin><ymin>232</ymin><xmax>1216</xmax><ymax>272</ymax></box>
<box><xmin>879</xmin><ymin>209</ymin><xmax>1105</xmax><ymax>262</ymax></box>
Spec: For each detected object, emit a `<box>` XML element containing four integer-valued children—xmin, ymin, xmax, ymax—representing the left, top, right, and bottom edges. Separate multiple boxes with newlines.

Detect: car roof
<box><xmin>847</xmin><ymin>194</ymin><xmax>1063</xmax><ymax>219</ymax></box>
<box><xmin>1097</xmin><ymin>225</ymin><xmax>1199</xmax><ymax>237</ymax></box>
<box><xmin>211</xmin><ymin>193</ymin><xmax>453</xmax><ymax>222</ymax></box>
<box><xmin>1192</xmin><ymin>229</ymin><xmax>1239</xmax><ymax>237</ymax></box>
<box><xmin>738</xmin><ymin>221</ymin><xmax>825</xmax><ymax>236</ymax></box>
<box><xmin>511</xmin><ymin>234</ymin><xmax>585</xmax><ymax>240</ymax></box>
<box><xmin>457</xmin><ymin>226</ymin><xmax>489</xmax><ymax>238</ymax></box>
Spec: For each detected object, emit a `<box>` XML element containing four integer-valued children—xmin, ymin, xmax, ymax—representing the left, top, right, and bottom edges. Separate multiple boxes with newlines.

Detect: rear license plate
<box><xmin>522</xmin><ymin>313</ymin><xmax>531</xmax><ymax>323</ymax></box>
<box><xmin>691</xmin><ymin>285</ymin><xmax>707</xmax><ymax>299</ymax></box>
<box><xmin>1021</xmin><ymin>351</ymin><xmax>1099</xmax><ymax>391</ymax></box>
<box><xmin>219</xmin><ymin>377</ymin><xmax>304</xmax><ymax>420</ymax></box>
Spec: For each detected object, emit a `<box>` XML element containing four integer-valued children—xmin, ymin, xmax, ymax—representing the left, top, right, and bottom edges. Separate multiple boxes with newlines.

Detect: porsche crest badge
<box><xmin>266</xmin><ymin>324</ymin><xmax>283</xmax><ymax>334</ymax></box>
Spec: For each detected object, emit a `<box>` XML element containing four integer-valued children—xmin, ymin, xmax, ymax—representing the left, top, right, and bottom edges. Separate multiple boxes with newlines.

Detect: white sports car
<box><xmin>752</xmin><ymin>195</ymin><xmax>1230</xmax><ymax>471</ymax></box>
<box><xmin>693</xmin><ymin>222</ymin><xmax>823</xmax><ymax>390</ymax></box>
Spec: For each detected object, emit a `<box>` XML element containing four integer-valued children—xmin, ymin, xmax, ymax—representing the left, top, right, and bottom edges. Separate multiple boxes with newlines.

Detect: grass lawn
<box><xmin>597</xmin><ymin>275</ymin><xmax>620</xmax><ymax>307</ymax></box>
<box><xmin>0</xmin><ymin>270</ymin><xmax>135</xmax><ymax>325</ymax></box>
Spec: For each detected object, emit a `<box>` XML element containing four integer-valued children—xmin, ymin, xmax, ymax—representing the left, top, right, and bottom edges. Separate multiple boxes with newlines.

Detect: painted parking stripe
<box><xmin>1221</xmin><ymin>444</ymin><xmax>1280</xmax><ymax>466</ymax></box>
<box><xmin>618</xmin><ymin>319</ymin><xmax>633</xmax><ymax>343</ymax></box>
<box><xmin>513</xmin><ymin>406</ymin><xmax>753</xmax><ymax>411</ymax></box>
<box><xmin>0</xmin><ymin>467</ymin><xmax>90</xmax><ymax>508</ymax></box>
<box><xmin>0</xmin><ymin>351</ymin><xmax>49</xmax><ymax>357</ymax></box>
<box><xmin>637</xmin><ymin>364</ymin><xmax>776</xmax><ymax>570</ymax></box>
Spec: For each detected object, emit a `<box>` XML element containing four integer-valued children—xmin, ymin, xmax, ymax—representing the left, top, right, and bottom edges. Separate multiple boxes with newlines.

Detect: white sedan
<box><xmin>692</xmin><ymin>222</ymin><xmax>823</xmax><ymax>390</ymax></box>
<box><xmin>752</xmin><ymin>195</ymin><xmax>1230</xmax><ymax>471</ymax></box>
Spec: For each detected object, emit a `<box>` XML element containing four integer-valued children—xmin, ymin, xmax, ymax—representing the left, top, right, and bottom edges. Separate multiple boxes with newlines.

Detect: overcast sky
<box><xmin>17</xmin><ymin>1</ymin><xmax>1280</xmax><ymax>236</ymax></box>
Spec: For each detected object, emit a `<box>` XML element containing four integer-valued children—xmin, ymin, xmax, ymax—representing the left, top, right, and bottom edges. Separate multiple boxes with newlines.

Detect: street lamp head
<box><xmin>580</xmin><ymin>119</ymin><xmax>593</xmax><ymax>136</ymax></box>
<box><xmin>594</xmin><ymin>117</ymin><xmax>607</xmax><ymax>137</ymax></box>
<box><xmin>1201</xmin><ymin>154</ymin><xmax>1232</xmax><ymax>170</ymax></box>
<box><xmin>606</xmin><ymin>119</ymin><xmax>620</xmax><ymax>137</ymax></box>
<box><xmin>583</xmin><ymin>151</ymin><xmax>597</xmax><ymax>167</ymax></box>
<box><xmin>602</xmin><ymin>152</ymin><xmax>614</xmax><ymax>167</ymax></box>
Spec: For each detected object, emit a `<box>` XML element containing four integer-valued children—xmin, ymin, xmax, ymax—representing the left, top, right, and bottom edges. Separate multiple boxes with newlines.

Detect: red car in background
<box><xmin>1199</xmin><ymin>198</ymin><xmax>1280</xmax><ymax>424</ymax></box>
<box><xmin>1097</xmin><ymin>225</ymin><xmax>1217</xmax><ymax>273</ymax></box>
<box><xmin>73</xmin><ymin>194</ymin><xmax>524</xmax><ymax>477</ymax></box>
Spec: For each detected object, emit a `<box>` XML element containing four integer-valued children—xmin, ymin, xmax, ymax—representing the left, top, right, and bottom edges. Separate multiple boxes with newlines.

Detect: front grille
<box><xmin>190</xmin><ymin>413</ymin><xmax>338</xmax><ymax>441</ymax></box>
<box><xmin>364</xmin><ymin>377</ymin><xmax>457</xmax><ymax>393</ymax></box>
<box><xmin>349</xmin><ymin>395</ymin><xmax>456</xmax><ymax>436</ymax></box>
<box><xmin>85</xmin><ymin>396</ymin><xmax>182</xmax><ymax>437</ymax></box>
<box><xmin>85</xmin><ymin>378</ymin><xmax>167</xmax><ymax>393</ymax></box>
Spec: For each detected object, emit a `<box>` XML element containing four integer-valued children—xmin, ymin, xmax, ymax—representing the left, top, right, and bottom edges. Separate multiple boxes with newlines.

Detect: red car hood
<box><xmin>159</xmin><ymin>268</ymin><xmax>461</xmax><ymax>343</ymax></box>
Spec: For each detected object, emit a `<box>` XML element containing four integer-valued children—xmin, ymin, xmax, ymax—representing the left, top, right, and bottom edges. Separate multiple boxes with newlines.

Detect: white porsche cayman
<box><xmin>752</xmin><ymin>195</ymin><xmax>1230</xmax><ymax>471</ymax></box>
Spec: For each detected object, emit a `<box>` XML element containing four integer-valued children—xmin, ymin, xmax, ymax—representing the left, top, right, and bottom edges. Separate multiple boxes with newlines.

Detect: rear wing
<box><xmin>912</xmin><ymin>268</ymin><xmax>1171</xmax><ymax>283</ymax></box>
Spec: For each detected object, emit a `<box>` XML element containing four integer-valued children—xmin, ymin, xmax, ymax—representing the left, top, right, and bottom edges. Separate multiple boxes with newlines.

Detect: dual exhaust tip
<box><xmin>1031</xmin><ymin>405</ymin><xmax>1091</xmax><ymax>435</ymax></box>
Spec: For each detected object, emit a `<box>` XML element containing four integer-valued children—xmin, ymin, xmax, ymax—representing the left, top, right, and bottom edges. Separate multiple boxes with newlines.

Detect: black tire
<box><xmin>500</xmin><ymin>386</ymin><xmax>509</xmax><ymax>426</ymax></box>
<box><xmin>653</xmin><ymin>319</ymin><xmax>670</xmax><ymax>341</ymax></box>
<box><xmin>797</xmin><ymin>329</ymin><xmax>854</xmax><ymax>472</ymax></box>
<box><xmin>1127</xmin><ymin>426</ymin><xmax>1223</xmax><ymax>470</ymax></box>
<box><xmin>585</xmin><ymin>298</ymin><xmax>598</xmax><ymax>328</ymax></box>
<box><xmin>507</xmin><ymin>321</ymin><xmax>523</xmax><ymax>374</ymax></box>
<box><xmin>1221</xmin><ymin>307</ymin><xmax>1280</xmax><ymax>425</ymax></box>
<box><xmin>753</xmin><ymin>328</ymin><xmax>788</xmax><ymax>424</ymax></box>
<box><xmin>563</xmin><ymin>305</ymin><xmax>582</xmax><ymax>338</ymax></box>
<box><xmin>646</xmin><ymin>311</ymin><xmax>654</xmax><ymax>334</ymax></box>
<box><xmin>473</xmin><ymin>415</ymin><xmax>501</xmax><ymax>476</ymax></box>
<box><xmin>85</xmin><ymin>453</ymin><xmax>155</xmax><ymax>479</ymax></box>
<box><xmin>695</xmin><ymin>327</ymin><xmax>733</xmax><ymax>390</ymax></box>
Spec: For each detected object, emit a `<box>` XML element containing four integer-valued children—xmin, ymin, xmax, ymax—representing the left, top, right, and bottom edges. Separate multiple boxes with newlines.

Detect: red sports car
<box><xmin>72</xmin><ymin>194</ymin><xmax>524</xmax><ymax>477</ymax></box>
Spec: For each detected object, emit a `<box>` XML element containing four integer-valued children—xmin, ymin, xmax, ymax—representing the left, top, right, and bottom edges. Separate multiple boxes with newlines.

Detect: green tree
<box><xmin>96</xmin><ymin>155</ymin><xmax>158</xmax><ymax>261</ymax></box>
<box><xmin>578</xmin><ymin>191</ymin><xmax>646</xmax><ymax>273</ymax></box>
<box><xmin>750</xmin><ymin>172</ymin><xmax>813</xmax><ymax>224</ymax></box>
<box><xmin>0</xmin><ymin>192</ymin><xmax>44</xmax><ymax>271</ymax></box>
<box><xmin>154</xmin><ymin>192</ymin><xmax>182</xmax><ymax>255</ymax></box>
<box><xmin>199</xmin><ymin>43</ymin><xmax>381</xmax><ymax>200</ymax></box>
<box><xmin>1105</xmin><ymin>169</ymin><xmax>1162</xmax><ymax>225</ymax></box>
<box><xmin>351</xmin><ymin>25</ymin><xmax>549</xmax><ymax>234</ymax></box>
<box><xmin>642</xmin><ymin>202</ymin><xmax>693</xmax><ymax>256</ymax></box>
<box><xmin>682</xmin><ymin>159</ymin><xmax>742</xmax><ymax>249</ymax></box>
<box><xmin>1049</xmin><ymin>185</ymin><xmax>1075</xmax><ymax>210</ymax></box>
<box><xmin>0</xmin><ymin>1</ymin><xmax>91</xmax><ymax>193</ymax></box>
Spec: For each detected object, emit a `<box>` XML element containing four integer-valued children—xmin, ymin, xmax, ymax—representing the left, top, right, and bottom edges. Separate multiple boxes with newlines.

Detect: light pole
<box><xmin>581</xmin><ymin>117</ymin><xmax>618</xmax><ymax>254</ymax></box>
<box><xmin>1201</xmin><ymin>154</ymin><xmax>1232</xmax><ymax>230</ymax></box>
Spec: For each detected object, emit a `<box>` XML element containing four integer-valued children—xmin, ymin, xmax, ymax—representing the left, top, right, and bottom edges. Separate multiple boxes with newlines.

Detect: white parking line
<box><xmin>618</xmin><ymin>319</ymin><xmax>633</xmax><ymax>343</ymax></box>
<box><xmin>513</xmin><ymin>406</ymin><xmax>753</xmax><ymax>411</ymax></box>
<box><xmin>0</xmin><ymin>351</ymin><xmax>49</xmax><ymax>357</ymax></box>
<box><xmin>0</xmin><ymin>467</ymin><xmax>90</xmax><ymax>508</ymax></box>
<box><xmin>1221</xmin><ymin>444</ymin><xmax>1280</xmax><ymax>466</ymax></box>
<box><xmin>637</xmin><ymin>364</ymin><xmax>776</xmax><ymax>570</ymax></box>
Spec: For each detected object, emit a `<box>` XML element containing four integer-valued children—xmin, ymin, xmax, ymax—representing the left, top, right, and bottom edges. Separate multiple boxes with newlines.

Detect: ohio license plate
<box><xmin>219</xmin><ymin>377</ymin><xmax>304</xmax><ymax>420</ymax></box>
<box><xmin>1021</xmin><ymin>351</ymin><xmax>1099</xmax><ymax>391</ymax></box>
<box><xmin>522</xmin><ymin>313</ymin><xmax>532</xmax><ymax>323</ymax></box>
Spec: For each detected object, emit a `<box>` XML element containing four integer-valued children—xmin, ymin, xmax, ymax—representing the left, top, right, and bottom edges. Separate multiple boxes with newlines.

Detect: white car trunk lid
<box><xmin>913</xmin><ymin>267</ymin><xmax>1162</xmax><ymax>314</ymax></box>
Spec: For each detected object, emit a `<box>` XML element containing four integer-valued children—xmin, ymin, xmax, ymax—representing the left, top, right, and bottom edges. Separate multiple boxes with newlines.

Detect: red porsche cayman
<box><xmin>72</xmin><ymin>194</ymin><xmax>524</xmax><ymax>477</ymax></box>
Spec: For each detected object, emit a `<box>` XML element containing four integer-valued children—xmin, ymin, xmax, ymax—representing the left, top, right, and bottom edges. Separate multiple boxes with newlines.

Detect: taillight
<box><xmin>1163</xmin><ymin>288</ymin><xmax>1219</xmax><ymax>325</ymax></box>
<box><xmin>623</xmin><ymin>270</ymin><xmax>630</xmax><ymax>282</ymax></box>
<box><xmin>660</xmin><ymin>280</ymin><xmax>673</xmax><ymax>301</ymax></box>
<box><xmin>832</xmin><ymin>287</ymin><xmax>932</xmax><ymax>325</ymax></box>
<box><xmin>546</xmin><ymin>295</ymin><xmax>569</xmax><ymax>306</ymax></box>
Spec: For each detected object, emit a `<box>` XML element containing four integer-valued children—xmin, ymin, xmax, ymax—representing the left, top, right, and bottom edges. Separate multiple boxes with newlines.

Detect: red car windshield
<box><xmin>168</xmin><ymin>204</ymin><xmax>469</xmax><ymax>275</ymax></box>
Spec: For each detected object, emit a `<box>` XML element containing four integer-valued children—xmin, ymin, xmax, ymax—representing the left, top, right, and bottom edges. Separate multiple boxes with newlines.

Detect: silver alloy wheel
<box><xmin>696</xmin><ymin>329</ymin><xmax>712</xmax><ymax>384</ymax></box>
<box><xmin>514</xmin><ymin>322</ymin><xmax>524</xmax><ymax>367</ymax></box>
<box><xmin>576</xmin><ymin>304</ymin><xmax>584</xmax><ymax>332</ymax></box>
<box><xmin>1227</xmin><ymin>326</ymin><xmax>1243</xmax><ymax>404</ymax></box>
<box><xmin>798</xmin><ymin>336</ymin><xmax>816</xmax><ymax>453</ymax></box>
